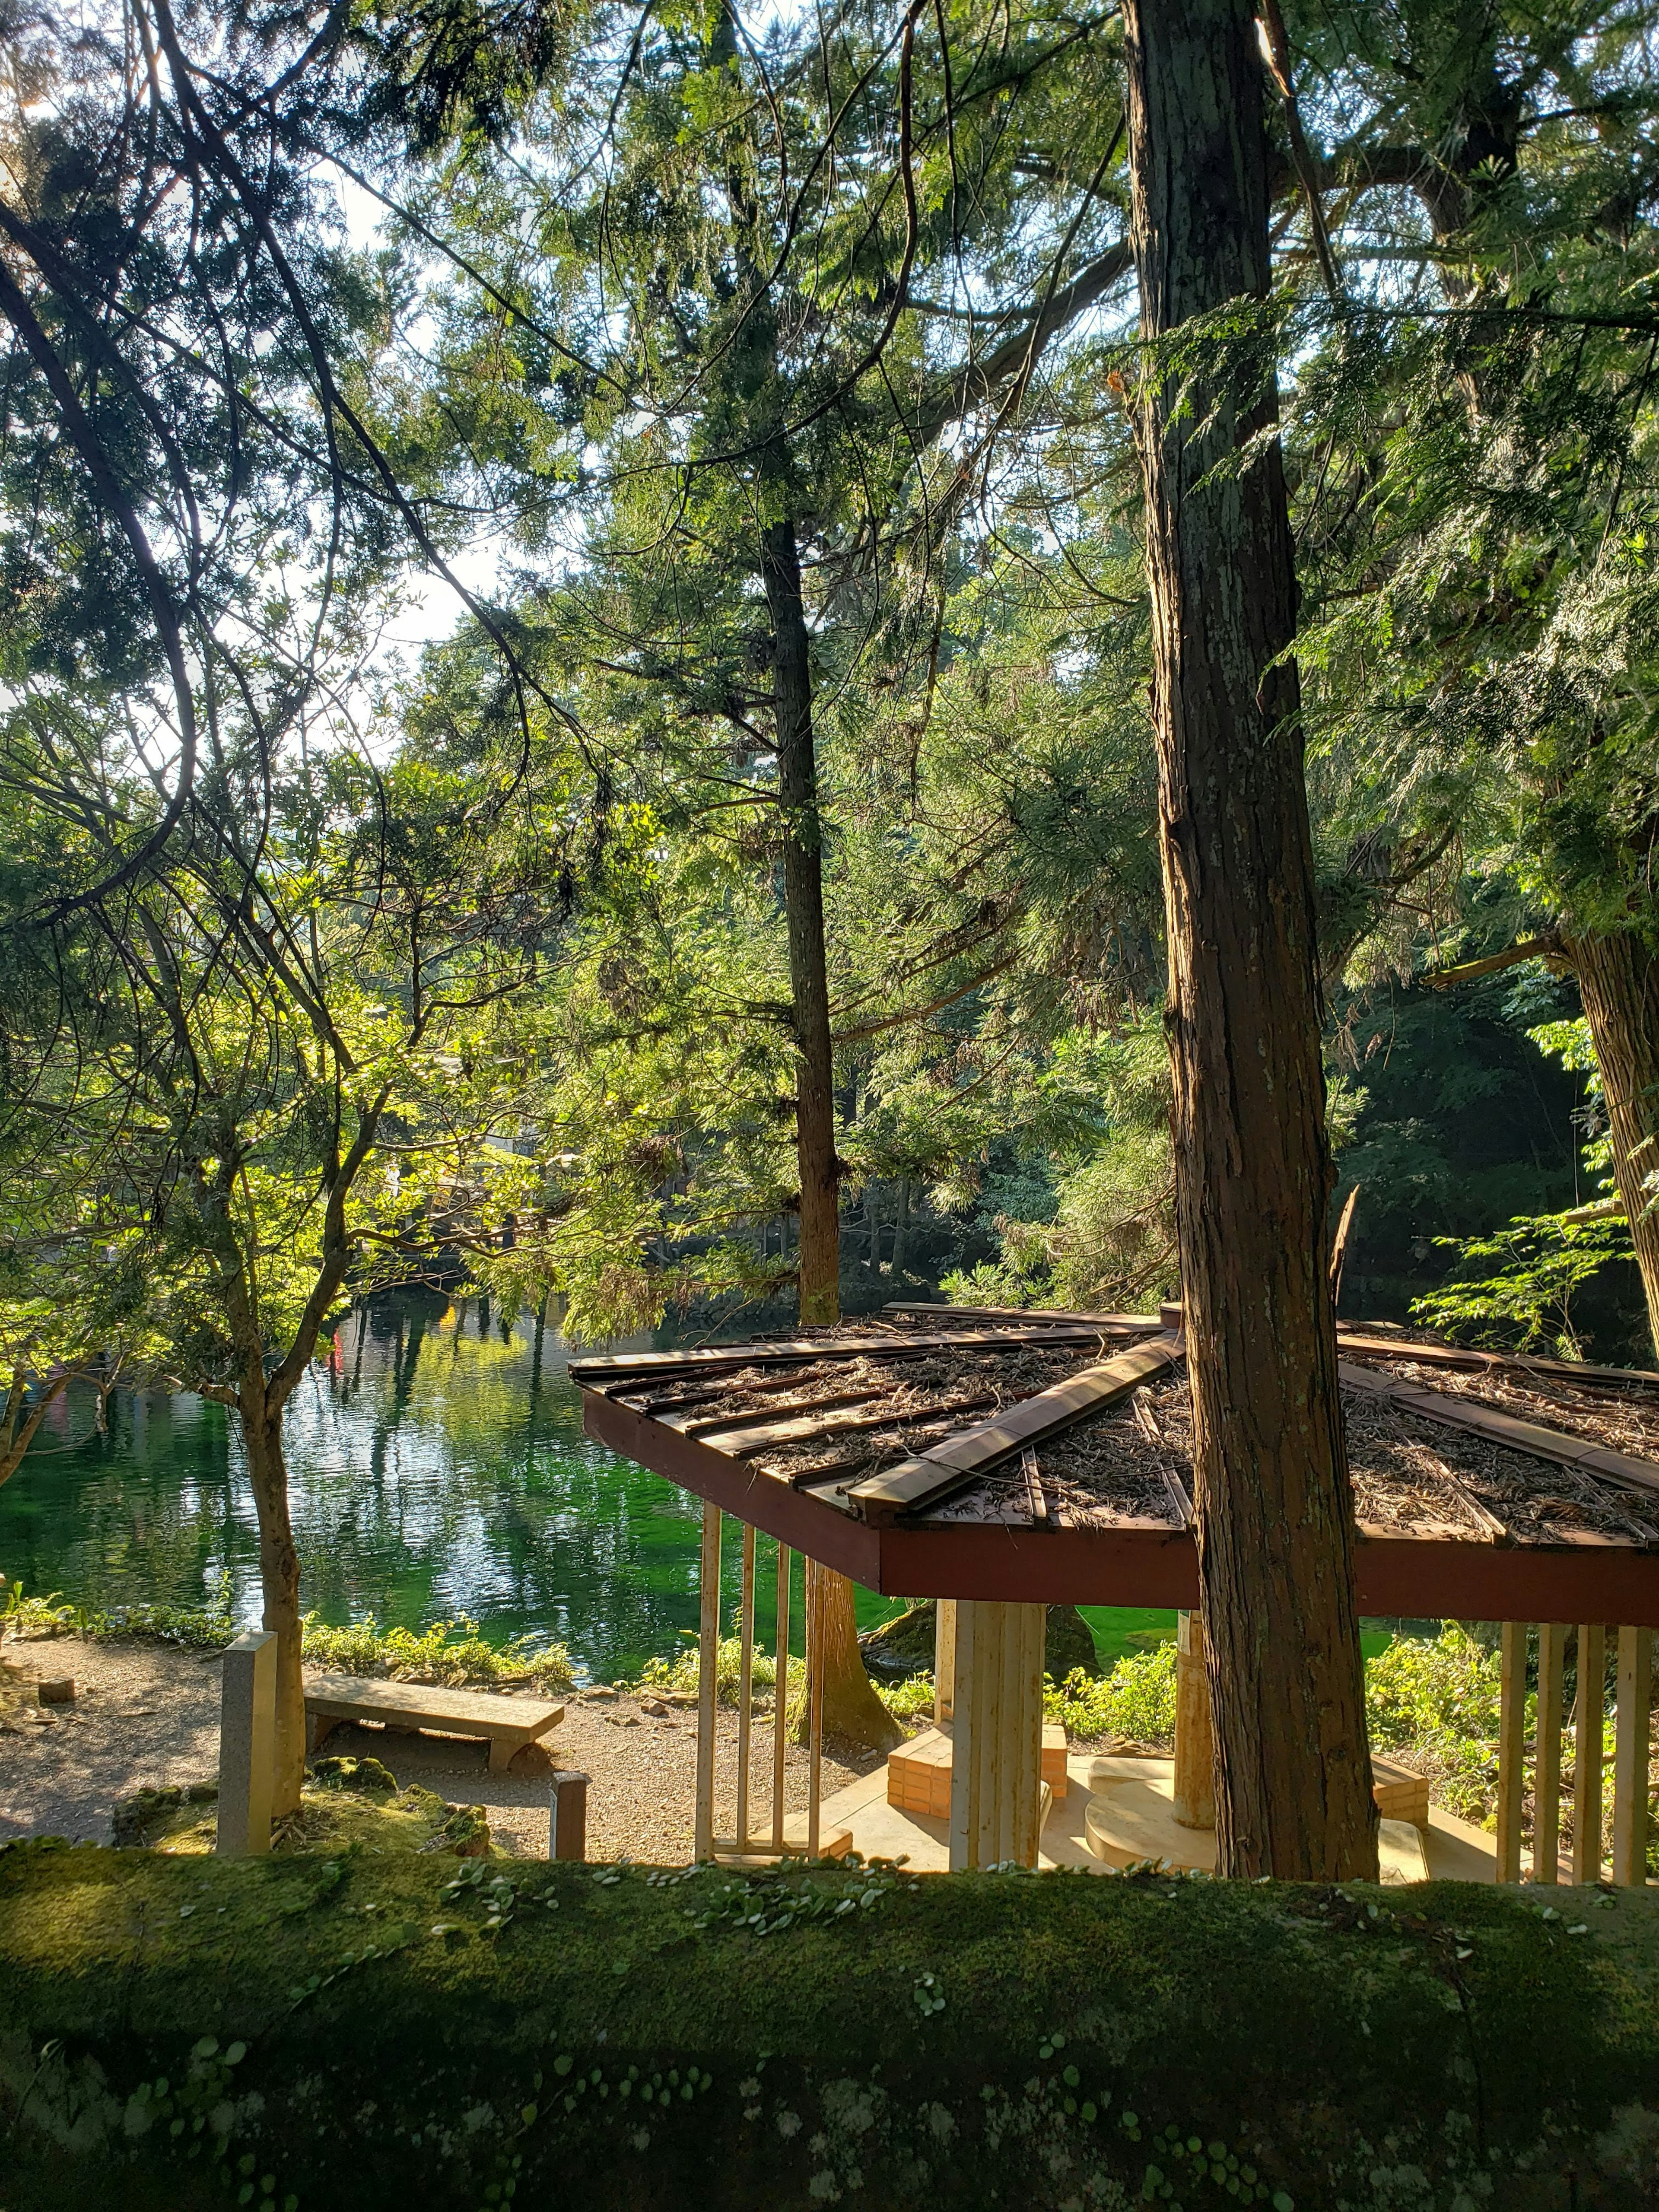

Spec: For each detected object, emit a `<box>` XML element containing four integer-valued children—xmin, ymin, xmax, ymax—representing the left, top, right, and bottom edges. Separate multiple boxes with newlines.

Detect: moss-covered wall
<box><xmin>3</xmin><ymin>1840</ymin><xmax>1657</xmax><ymax>2211</ymax></box>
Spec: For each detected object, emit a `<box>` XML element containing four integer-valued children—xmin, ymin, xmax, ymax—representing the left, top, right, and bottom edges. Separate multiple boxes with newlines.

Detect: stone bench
<box><xmin>304</xmin><ymin>1675</ymin><xmax>564</xmax><ymax>1774</ymax></box>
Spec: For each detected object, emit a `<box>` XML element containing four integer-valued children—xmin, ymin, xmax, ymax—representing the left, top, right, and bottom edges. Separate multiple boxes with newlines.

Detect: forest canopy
<box><xmin>3</xmin><ymin>0</ymin><xmax>1656</xmax><ymax>1369</ymax></box>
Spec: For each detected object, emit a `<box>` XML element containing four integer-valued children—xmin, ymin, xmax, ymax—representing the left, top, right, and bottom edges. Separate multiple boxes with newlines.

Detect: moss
<box><xmin>115</xmin><ymin>1782</ymin><xmax>493</xmax><ymax>1859</ymax></box>
<box><xmin>1</xmin><ymin>1843</ymin><xmax>1657</xmax><ymax>2209</ymax></box>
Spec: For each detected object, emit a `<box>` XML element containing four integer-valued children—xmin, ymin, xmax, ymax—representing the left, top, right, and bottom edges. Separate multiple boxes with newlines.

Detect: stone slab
<box><xmin>304</xmin><ymin>1674</ymin><xmax>563</xmax><ymax>1775</ymax></box>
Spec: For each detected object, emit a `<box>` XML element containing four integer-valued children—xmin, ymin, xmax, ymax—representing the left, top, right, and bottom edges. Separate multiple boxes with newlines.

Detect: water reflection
<box><xmin>0</xmin><ymin>1291</ymin><xmax>849</xmax><ymax>1681</ymax></box>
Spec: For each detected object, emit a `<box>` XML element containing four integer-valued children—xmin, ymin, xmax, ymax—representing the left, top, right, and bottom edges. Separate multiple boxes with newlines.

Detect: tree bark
<box><xmin>1566</xmin><ymin>928</ymin><xmax>1659</xmax><ymax>1360</ymax></box>
<box><xmin>241</xmin><ymin>1393</ymin><xmax>306</xmax><ymax>1816</ymax></box>
<box><xmin>803</xmin><ymin>1566</ymin><xmax>902</xmax><ymax>1754</ymax></box>
<box><xmin>763</xmin><ymin>516</ymin><xmax>842</xmax><ymax>1328</ymax></box>
<box><xmin>1122</xmin><ymin>0</ymin><xmax>1376</xmax><ymax>1878</ymax></box>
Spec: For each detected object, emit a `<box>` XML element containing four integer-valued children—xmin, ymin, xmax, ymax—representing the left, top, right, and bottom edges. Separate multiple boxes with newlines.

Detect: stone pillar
<box><xmin>216</xmin><ymin>1627</ymin><xmax>276</xmax><ymax>1857</ymax></box>
<box><xmin>549</xmin><ymin>1770</ymin><xmax>590</xmax><ymax>1861</ymax></box>
<box><xmin>949</xmin><ymin>1600</ymin><xmax>1046</xmax><ymax>1870</ymax></box>
<box><xmin>1172</xmin><ymin>1610</ymin><xmax>1215</xmax><ymax>1831</ymax></box>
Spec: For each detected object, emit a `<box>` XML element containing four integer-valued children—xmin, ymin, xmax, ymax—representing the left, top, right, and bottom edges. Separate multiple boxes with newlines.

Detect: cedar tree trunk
<box><xmin>762</xmin><ymin>517</ymin><xmax>842</xmax><ymax>1328</ymax></box>
<box><xmin>1122</xmin><ymin>0</ymin><xmax>1377</xmax><ymax>1878</ymax></box>
<box><xmin>803</xmin><ymin>1562</ymin><xmax>902</xmax><ymax>1755</ymax></box>
<box><xmin>763</xmin><ymin>522</ymin><xmax>894</xmax><ymax>1751</ymax></box>
<box><xmin>1567</xmin><ymin>928</ymin><xmax>1659</xmax><ymax>1360</ymax></box>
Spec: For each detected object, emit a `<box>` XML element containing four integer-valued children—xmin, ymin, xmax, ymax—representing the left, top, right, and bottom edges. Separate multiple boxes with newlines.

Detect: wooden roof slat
<box><xmin>568</xmin><ymin>1324</ymin><xmax>1104</xmax><ymax>1390</ymax></box>
<box><xmin>663</xmin><ymin>1389</ymin><xmax>883</xmax><ymax>1438</ymax></box>
<box><xmin>1338</xmin><ymin>1332</ymin><xmax>1659</xmax><ymax>1391</ymax></box>
<box><xmin>883</xmin><ymin>1300</ymin><xmax>1163</xmax><ymax>1332</ymax></box>
<box><xmin>697</xmin><ymin>1393</ymin><xmax>1003</xmax><ymax>1459</ymax></box>
<box><xmin>846</xmin><ymin>1333</ymin><xmax>1183</xmax><ymax>1526</ymax></box>
<box><xmin>1338</xmin><ymin>1359</ymin><xmax>1659</xmax><ymax>1506</ymax></box>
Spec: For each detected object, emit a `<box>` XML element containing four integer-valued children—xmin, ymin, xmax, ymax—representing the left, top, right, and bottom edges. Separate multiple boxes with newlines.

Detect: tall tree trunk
<box><xmin>1567</xmin><ymin>928</ymin><xmax>1659</xmax><ymax>1360</ymax></box>
<box><xmin>1122</xmin><ymin>0</ymin><xmax>1376</xmax><ymax>1879</ymax></box>
<box><xmin>763</xmin><ymin>516</ymin><xmax>842</xmax><ymax>1328</ymax></box>
<box><xmin>241</xmin><ymin>1393</ymin><xmax>306</xmax><ymax>1817</ymax></box>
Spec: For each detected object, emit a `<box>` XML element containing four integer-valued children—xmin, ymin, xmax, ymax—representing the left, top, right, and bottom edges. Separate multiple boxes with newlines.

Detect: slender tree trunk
<box><xmin>892</xmin><ymin>1176</ymin><xmax>910</xmax><ymax>1280</ymax></box>
<box><xmin>241</xmin><ymin>1392</ymin><xmax>306</xmax><ymax>1816</ymax></box>
<box><xmin>763</xmin><ymin>516</ymin><xmax>842</xmax><ymax>1327</ymax></box>
<box><xmin>1122</xmin><ymin>0</ymin><xmax>1376</xmax><ymax>1878</ymax></box>
<box><xmin>1567</xmin><ymin>928</ymin><xmax>1659</xmax><ymax>1360</ymax></box>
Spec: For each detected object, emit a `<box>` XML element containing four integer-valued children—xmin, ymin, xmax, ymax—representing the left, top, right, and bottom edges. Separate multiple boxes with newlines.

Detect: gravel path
<box><xmin>0</xmin><ymin>1632</ymin><xmax>883</xmax><ymax>1861</ymax></box>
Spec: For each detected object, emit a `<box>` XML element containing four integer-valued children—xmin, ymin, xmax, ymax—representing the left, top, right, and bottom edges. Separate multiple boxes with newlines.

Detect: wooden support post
<box><xmin>948</xmin><ymin>1601</ymin><xmax>1046</xmax><ymax>1871</ymax></box>
<box><xmin>1573</xmin><ymin>1623</ymin><xmax>1607</xmax><ymax>1885</ymax></box>
<box><xmin>694</xmin><ymin>1500</ymin><xmax>721</xmax><ymax>1863</ymax></box>
<box><xmin>216</xmin><ymin>1628</ymin><xmax>276</xmax><ymax>1858</ymax></box>
<box><xmin>1534</xmin><ymin>1621</ymin><xmax>1567</xmax><ymax>1883</ymax></box>
<box><xmin>736</xmin><ymin>1520</ymin><xmax>756</xmax><ymax>1853</ymax></box>
<box><xmin>934</xmin><ymin>1599</ymin><xmax>957</xmax><ymax>1724</ymax></box>
<box><xmin>1495</xmin><ymin>1621</ymin><xmax>1529</xmax><ymax>1884</ymax></box>
<box><xmin>771</xmin><ymin>1541</ymin><xmax>791</xmax><ymax>1853</ymax></box>
<box><xmin>1613</xmin><ymin>1625</ymin><xmax>1653</xmax><ymax>1888</ymax></box>
<box><xmin>806</xmin><ymin>1557</ymin><xmax>824</xmax><ymax>1860</ymax></box>
<box><xmin>549</xmin><ymin>1770</ymin><xmax>589</xmax><ymax>1861</ymax></box>
<box><xmin>1172</xmin><ymin>1609</ymin><xmax>1215</xmax><ymax>1831</ymax></box>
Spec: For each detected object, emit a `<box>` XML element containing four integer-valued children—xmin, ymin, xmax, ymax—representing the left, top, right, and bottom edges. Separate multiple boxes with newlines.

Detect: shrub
<box><xmin>874</xmin><ymin>1674</ymin><xmax>937</xmax><ymax>1724</ymax></box>
<box><xmin>1046</xmin><ymin>1645</ymin><xmax>1178</xmax><ymax>1744</ymax></box>
<box><xmin>635</xmin><ymin>1632</ymin><xmax>778</xmax><ymax>1704</ymax></box>
<box><xmin>300</xmin><ymin>1613</ymin><xmax>576</xmax><ymax>1693</ymax></box>
<box><xmin>1364</xmin><ymin>1623</ymin><xmax>1504</xmax><ymax>1747</ymax></box>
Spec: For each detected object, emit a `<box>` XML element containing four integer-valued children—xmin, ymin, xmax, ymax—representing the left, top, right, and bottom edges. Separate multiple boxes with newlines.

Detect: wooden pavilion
<box><xmin>571</xmin><ymin>1303</ymin><xmax>1659</xmax><ymax>1883</ymax></box>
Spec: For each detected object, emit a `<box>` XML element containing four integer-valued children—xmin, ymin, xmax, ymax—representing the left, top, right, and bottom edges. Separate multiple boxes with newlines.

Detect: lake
<box><xmin>0</xmin><ymin>1292</ymin><xmax>1181</xmax><ymax>1681</ymax></box>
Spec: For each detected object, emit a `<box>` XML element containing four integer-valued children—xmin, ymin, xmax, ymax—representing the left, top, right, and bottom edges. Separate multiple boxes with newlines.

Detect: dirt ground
<box><xmin>0</xmin><ymin>1631</ymin><xmax>884</xmax><ymax>1862</ymax></box>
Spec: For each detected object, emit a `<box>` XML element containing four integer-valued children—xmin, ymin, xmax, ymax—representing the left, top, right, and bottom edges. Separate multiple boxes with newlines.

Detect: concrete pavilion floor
<box><xmin>816</xmin><ymin>1751</ymin><xmax>1501</xmax><ymax>1882</ymax></box>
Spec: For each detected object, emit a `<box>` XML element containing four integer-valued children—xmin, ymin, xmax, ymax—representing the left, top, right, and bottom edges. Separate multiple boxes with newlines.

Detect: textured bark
<box><xmin>1122</xmin><ymin>0</ymin><xmax>1376</xmax><ymax>1878</ymax></box>
<box><xmin>1567</xmin><ymin>928</ymin><xmax>1659</xmax><ymax>1360</ymax></box>
<box><xmin>763</xmin><ymin>517</ymin><xmax>842</xmax><ymax>1327</ymax></box>
<box><xmin>242</xmin><ymin>1402</ymin><xmax>305</xmax><ymax>1817</ymax></box>
<box><xmin>809</xmin><ymin>1565</ymin><xmax>902</xmax><ymax>1754</ymax></box>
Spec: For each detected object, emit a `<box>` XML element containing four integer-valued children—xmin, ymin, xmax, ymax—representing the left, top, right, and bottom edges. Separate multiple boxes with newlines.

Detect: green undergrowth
<box><xmin>298</xmin><ymin>1613</ymin><xmax>576</xmax><ymax>1693</ymax></box>
<box><xmin>2</xmin><ymin>1581</ymin><xmax>576</xmax><ymax>1692</ymax></box>
<box><xmin>2</xmin><ymin>1841</ymin><xmax>1657</xmax><ymax>2210</ymax></box>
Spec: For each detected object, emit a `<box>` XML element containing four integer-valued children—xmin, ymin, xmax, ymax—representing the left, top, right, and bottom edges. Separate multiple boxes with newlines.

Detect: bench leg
<box><xmin>306</xmin><ymin>1714</ymin><xmax>339</xmax><ymax>1756</ymax></box>
<box><xmin>488</xmin><ymin>1737</ymin><xmax>521</xmax><ymax>1775</ymax></box>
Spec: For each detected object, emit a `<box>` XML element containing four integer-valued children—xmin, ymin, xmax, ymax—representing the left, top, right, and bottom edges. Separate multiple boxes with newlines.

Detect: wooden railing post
<box><xmin>1534</xmin><ymin>1622</ymin><xmax>1567</xmax><ymax>1883</ymax></box>
<box><xmin>1612</xmin><ymin>1626</ymin><xmax>1653</xmax><ymax>1888</ymax></box>
<box><xmin>1495</xmin><ymin>1621</ymin><xmax>1528</xmax><ymax>1883</ymax></box>
<box><xmin>1172</xmin><ymin>1608</ymin><xmax>1215</xmax><ymax>1831</ymax></box>
<box><xmin>934</xmin><ymin>1599</ymin><xmax>956</xmax><ymax>1724</ymax></box>
<box><xmin>736</xmin><ymin>1521</ymin><xmax>756</xmax><ymax>1853</ymax></box>
<box><xmin>805</xmin><ymin>1557</ymin><xmax>824</xmax><ymax>1860</ymax></box>
<box><xmin>771</xmin><ymin>1541</ymin><xmax>791</xmax><ymax>1853</ymax></box>
<box><xmin>1573</xmin><ymin>1623</ymin><xmax>1607</xmax><ymax>1885</ymax></box>
<box><xmin>694</xmin><ymin>1500</ymin><xmax>721</xmax><ymax>1862</ymax></box>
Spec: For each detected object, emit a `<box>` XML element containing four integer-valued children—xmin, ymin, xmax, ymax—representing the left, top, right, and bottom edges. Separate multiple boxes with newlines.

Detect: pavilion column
<box><xmin>948</xmin><ymin>1600</ymin><xmax>1046</xmax><ymax>1870</ymax></box>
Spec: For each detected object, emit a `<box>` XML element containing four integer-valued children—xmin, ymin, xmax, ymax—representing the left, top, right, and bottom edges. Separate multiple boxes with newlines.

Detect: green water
<box><xmin>0</xmin><ymin>1293</ymin><xmax>928</xmax><ymax>1682</ymax></box>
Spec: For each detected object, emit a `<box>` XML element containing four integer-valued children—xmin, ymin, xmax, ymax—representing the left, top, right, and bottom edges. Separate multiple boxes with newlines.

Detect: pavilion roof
<box><xmin>571</xmin><ymin>1307</ymin><xmax>1659</xmax><ymax>1625</ymax></box>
